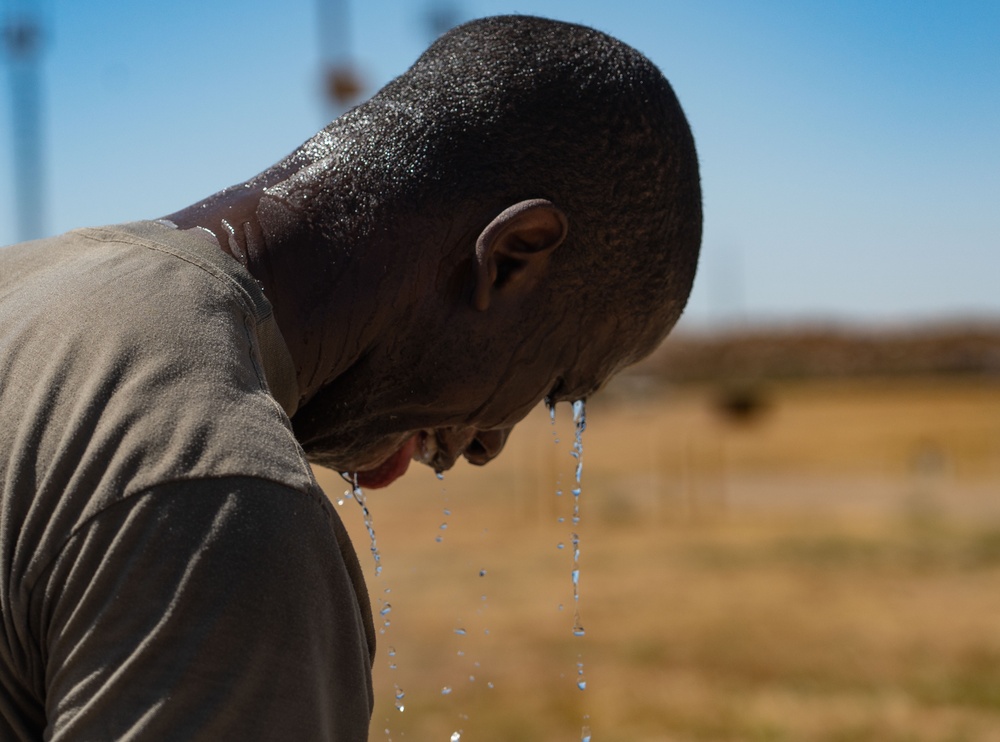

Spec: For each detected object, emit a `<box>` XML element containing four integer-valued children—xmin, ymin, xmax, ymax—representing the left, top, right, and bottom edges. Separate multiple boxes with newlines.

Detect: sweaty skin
<box><xmin>165</xmin><ymin>16</ymin><xmax>701</xmax><ymax>488</ymax></box>
<box><xmin>167</xmin><ymin>196</ymin><xmax>622</xmax><ymax>488</ymax></box>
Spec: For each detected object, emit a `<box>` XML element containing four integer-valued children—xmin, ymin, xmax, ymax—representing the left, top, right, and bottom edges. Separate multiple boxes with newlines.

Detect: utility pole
<box><xmin>316</xmin><ymin>0</ymin><xmax>364</xmax><ymax>115</ymax></box>
<box><xmin>424</xmin><ymin>1</ymin><xmax>461</xmax><ymax>41</ymax></box>
<box><xmin>2</xmin><ymin>0</ymin><xmax>46</xmax><ymax>242</ymax></box>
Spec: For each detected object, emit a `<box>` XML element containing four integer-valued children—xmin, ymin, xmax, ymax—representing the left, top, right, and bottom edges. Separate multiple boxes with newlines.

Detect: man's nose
<box><xmin>462</xmin><ymin>428</ymin><xmax>511</xmax><ymax>466</ymax></box>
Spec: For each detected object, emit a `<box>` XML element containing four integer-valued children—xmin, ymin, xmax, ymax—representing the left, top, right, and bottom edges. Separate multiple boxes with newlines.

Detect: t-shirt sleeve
<box><xmin>32</xmin><ymin>477</ymin><xmax>374</xmax><ymax>741</ymax></box>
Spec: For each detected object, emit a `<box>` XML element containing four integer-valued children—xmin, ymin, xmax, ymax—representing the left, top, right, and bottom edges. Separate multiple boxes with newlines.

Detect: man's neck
<box><xmin>162</xmin><ymin>185</ymin><xmax>383</xmax><ymax>410</ymax></box>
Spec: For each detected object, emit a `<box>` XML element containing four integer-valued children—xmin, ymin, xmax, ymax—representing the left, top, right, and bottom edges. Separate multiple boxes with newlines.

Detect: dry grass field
<box><xmin>313</xmin><ymin>376</ymin><xmax>1000</xmax><ymax>742</ymax></box>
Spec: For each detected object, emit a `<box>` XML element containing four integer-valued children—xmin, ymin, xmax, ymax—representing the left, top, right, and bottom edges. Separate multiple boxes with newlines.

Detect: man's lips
<box><xmin>353</xmin><ymin>434</ymin><xmax>419</xmax><ymax>489</ymax></box>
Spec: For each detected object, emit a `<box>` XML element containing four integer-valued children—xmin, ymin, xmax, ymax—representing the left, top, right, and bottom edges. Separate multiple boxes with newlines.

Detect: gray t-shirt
<box><xmin>0</xmin><ymin>222</ymin><xmax>375</xmax><ymax>740</ymax></box>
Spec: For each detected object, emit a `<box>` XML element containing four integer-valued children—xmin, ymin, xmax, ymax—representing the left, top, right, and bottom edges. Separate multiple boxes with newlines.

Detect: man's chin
<box><xmin>351</xmin><ymin>434</ymin><xmax>420</xmax><ymax>489</ymax></box>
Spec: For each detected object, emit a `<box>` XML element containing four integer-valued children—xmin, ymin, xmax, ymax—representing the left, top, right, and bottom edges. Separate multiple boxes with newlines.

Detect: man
<box><xmin>0</xmin><ymin>15</ymin><xmax>700</xmax><ymax>741</ymax></box>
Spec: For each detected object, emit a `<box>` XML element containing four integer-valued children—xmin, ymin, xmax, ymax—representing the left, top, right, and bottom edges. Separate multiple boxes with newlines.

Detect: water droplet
<box><xmin>439</xmin><ymin>522</ymin><xmax>448</xmax><ymax>530</ymax></box>
<box><xmin>557</xmin><ymin>542</ymin><xmax>565</xmax><ymax>550</ymax></box>
<box><xmin>451</xmin><ymin>733</ymin><xmax>461</xmax><ymax>742</ymax></box>
<box><xmin>380</xmin><ymin>603</ymin><xmax>392</xmax><ymax>616</ymax></box>
<box><xmin>487</xmin><ymin>681</ymin><xmax>494</xmax><ymax>689</ymax></box>
<box><xmin>573</xmin><ymin>625</ymin><xmax>586</xmax><ymax>637</ymax></box>
<box><xmin>581</xmin><ymin>727</ymin><xmax>592</xmax><ymax>742</ymax></box>
<box><xmin>436</xmin><ymin>471</ymin><xmax>445</xmax><ymax>481</ymax></box>
<box><xmin>441</xmin><ymin>686</ymin><xmax>452</xmax><ymax>695</ymax></box>
<box><xmin>572</xmin><ymin>569</ymin><xmax>580</xmax><ymax>585</ymax></box>
<box><xmin>443</xmin><ymin>508</ymin><xmax>451</xmax><ymax>516</ymax></box>
<box><xmin>388</xmin><ymin>647</ymin><xmax>396</xmax><ymax>657</ymax></box>
<box><xmin>457</xmin><ymin>650</ymin><xmax>464</xmax><ymax>656</ymax></box>
<box><xmin>468</xmin><ymin>675</ymin><xmax>475</xmax><ymax>682</ymax></box>
<box><xmin>349</xmin><ymin>475</ymin><xmax>383</xmax><ymax>577</ymax></box>
<box><xmin>453</xmin><ymin>628</ymin><xmax>467</xmax><ymax>636</ymax></box>
<box><xmin>577</xmin><ymin>680</ymin><xmax>587</xmax><ymax>691</ymax></box>
<box><xmin>435</xmin><ymin>535</ymin><xmax>443</xmax><ymax>543</ymax></box>
<box><xmin>394</xmin><ymin>684</ymin><xmax>406</xmax><ymax>712</ymax></box>
<box><xmin>479</xmin><ymin>568</ymin><xmax>487</xmax><ymax>577</ymax></box>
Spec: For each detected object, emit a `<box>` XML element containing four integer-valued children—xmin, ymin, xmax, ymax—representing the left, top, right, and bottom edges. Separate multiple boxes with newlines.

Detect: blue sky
<box><xmin>2</xmin><ymin>0</ymin><xmax>998</xmax><ymax>326</ymax></box>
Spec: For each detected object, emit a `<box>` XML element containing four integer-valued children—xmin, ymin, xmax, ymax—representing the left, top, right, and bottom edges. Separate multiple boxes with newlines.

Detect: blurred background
<box><xmin>3</xmin><ymin>1</ymin><xmax>1000</xmax><ymax>740</ymax></box>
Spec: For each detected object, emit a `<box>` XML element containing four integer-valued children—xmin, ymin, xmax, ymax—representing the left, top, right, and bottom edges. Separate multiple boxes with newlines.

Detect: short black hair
<box><xmin>270</xmin><ymin>15</ymin><xmax>701</xmax><ymax>356</ymax></box>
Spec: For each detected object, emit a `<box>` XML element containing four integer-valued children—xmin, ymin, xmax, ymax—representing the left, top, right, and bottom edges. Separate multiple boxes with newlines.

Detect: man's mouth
<box><xmin>352</xmin><ymin>434</ymin><xmax>419</xmax><ymax>489</ymax></box>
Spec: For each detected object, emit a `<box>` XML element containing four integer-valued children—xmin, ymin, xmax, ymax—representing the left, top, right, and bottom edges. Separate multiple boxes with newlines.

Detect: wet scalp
<box><xmin>281</xmin><ymin>16</ymin><xmax>702</xmax><ymax>350</ymax></box>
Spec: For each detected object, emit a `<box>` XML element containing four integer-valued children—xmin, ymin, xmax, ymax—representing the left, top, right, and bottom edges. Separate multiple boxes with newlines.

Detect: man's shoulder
<box><xmin>0</xmin><ymin>221</ymin><xmax>317</xmax><ymax>595</ymax></box>
<box><xmin>73</xmin><ymin>222</ymin><xmax>276</xmax><ymax>323</ymax></box>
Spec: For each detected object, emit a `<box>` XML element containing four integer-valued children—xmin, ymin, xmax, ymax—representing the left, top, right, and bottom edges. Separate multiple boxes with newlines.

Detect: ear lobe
<box><xmin>473</xmin><ymin>199</ymin><xmax>568</xmax><ymax>311</ymax></box>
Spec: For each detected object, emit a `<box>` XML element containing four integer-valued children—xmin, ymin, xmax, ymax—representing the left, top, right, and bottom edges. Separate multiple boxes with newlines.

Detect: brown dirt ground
<box><xmin>313</xmin><ymin>377</ymin><xmax>1000</xmax><ymax>742</ymax></box>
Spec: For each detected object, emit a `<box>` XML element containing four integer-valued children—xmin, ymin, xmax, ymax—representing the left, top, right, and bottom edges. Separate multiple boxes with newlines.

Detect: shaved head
<box><xmin>266</xmin><ymin>15</ymin><xmax>700</xmax><ymax>350</ymax></box>
<box><xmin>170</xmin><ymin>15</ymin><xmax>702</xmax><ymax>481</ymax></box>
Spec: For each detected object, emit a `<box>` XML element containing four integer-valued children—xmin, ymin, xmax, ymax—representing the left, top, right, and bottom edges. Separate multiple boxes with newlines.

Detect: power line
<box><xmin>2</xmin><ymin>2</ymin><xmax>46</xmax><ymax>242</ymax></box>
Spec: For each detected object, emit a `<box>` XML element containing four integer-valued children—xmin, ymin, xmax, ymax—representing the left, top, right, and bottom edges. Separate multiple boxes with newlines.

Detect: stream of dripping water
<box><xmin>342</xmin><ymin>475</ymin><xmax>406</xmax><ymax>725</ymax></box>
<box><xmin>436</xmin><ymin>471</ymin><xmax>449</xmax><ymax>542</ymax></box>
<box><xmin>570</xmin><ymin>401</ymin><xmax>588</xmax><ymax>697</ymax></box>
<box><xmin>347</xmin><ymin>474</ymin><xmax>382</xmax><ymax>577</ymax></box>
<box><xmin>550</xmin><ymin>399</ymin><xmax>592</xmax><ymax>741</ymax></box>
<box><xmin>437</xmin><ymin>472</ymin><xmax>492</xmax><ymax>740</ymax></box>
<box><xmin>345</xmin><ymin>399</ymin><xmax>591</xmax><ymax>740</ymax></box>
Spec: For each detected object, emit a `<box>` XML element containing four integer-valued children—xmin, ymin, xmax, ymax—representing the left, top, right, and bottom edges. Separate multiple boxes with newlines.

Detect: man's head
<box><xmin>264</xmin><ymin>16</ymin><xmax>701</xmax><ymax>484</ymax></box>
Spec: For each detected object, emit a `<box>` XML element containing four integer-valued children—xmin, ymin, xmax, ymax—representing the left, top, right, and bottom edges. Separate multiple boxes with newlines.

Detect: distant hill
<box><xmin>631</xmin><ymin>322</ymin><xmax>1000</xmax><ymax>383</ymax></box>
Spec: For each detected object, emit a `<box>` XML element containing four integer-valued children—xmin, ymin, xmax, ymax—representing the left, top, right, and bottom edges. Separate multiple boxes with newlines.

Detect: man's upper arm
<box><xmin>36</xmin><ymin>477</ymin><xmax>373</xmax><ymax>741</ymax></box>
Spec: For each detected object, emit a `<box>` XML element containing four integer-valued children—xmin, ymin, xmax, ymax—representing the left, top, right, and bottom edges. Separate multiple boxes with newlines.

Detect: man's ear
<box><xmin>473</xmin><ymin>199</ymin><xmax>568</xmax><ymax>311</ymax></box>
